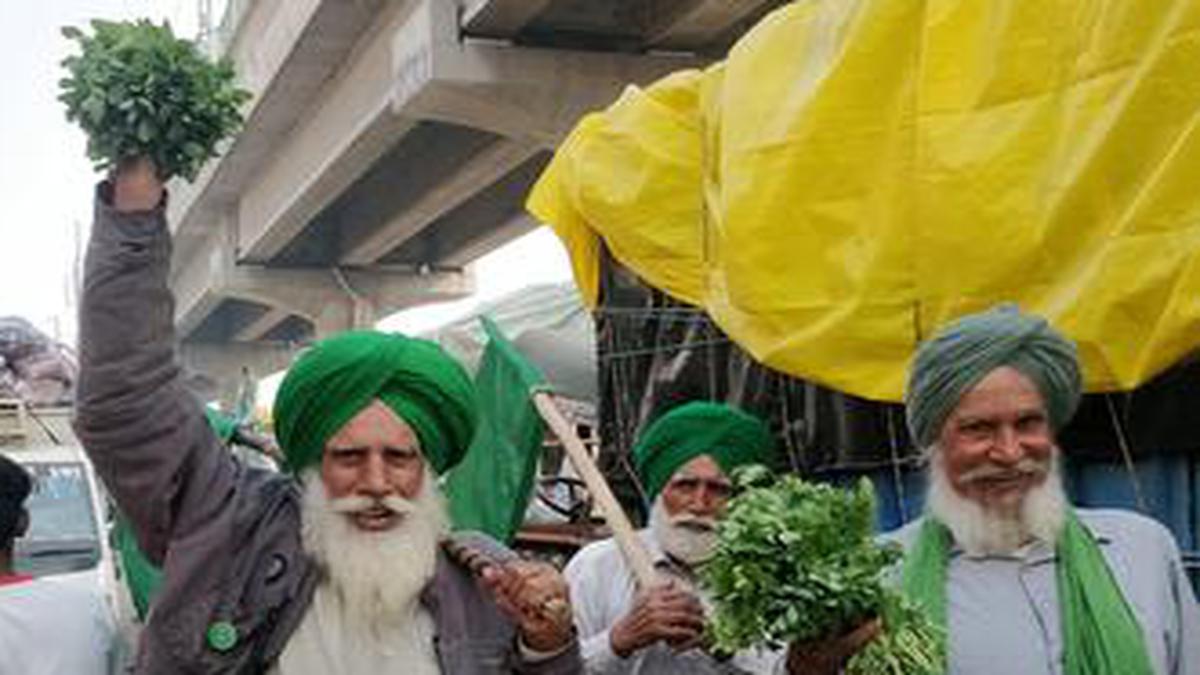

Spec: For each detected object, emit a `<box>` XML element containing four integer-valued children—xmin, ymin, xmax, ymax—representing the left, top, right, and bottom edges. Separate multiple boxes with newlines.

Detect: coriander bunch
<box><xmin>59</xmin><ymin>19</ymin><xmax>251</xmax><ymax>181</ymax></box>
<box><xmin>702</xmin><ymin>468</ymin><xmax>943</xmax><ymax>673</ymax></box>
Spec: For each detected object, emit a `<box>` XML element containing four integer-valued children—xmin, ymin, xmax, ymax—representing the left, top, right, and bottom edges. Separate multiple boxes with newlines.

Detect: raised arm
<box><xmin>73</xmin><ymin>158</ymin><xmax>239</xmax><ymax>565</ymax></box>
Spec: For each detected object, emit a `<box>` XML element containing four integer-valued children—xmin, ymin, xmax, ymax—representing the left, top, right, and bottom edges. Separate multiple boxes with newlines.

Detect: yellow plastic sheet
<box><xmin>528</xmin><ymin>0</ymin><xmax>1200</xmax><ymax>402</ymax></box>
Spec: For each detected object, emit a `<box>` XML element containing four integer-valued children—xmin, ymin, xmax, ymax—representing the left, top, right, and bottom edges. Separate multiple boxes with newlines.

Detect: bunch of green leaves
<box><xmin>58</xmin><ymin>19</ymin><xmax>251</xmax><ymax>181</ymax></box>
<box><xmin>702</xmin><ymin>467</ymin><xmax>943</xmax><ymax>673</ymax></box>
<box><xmin>846</xmin><ymin>592</ymin><xmax>944</xmax><ymax>675</ymax></box>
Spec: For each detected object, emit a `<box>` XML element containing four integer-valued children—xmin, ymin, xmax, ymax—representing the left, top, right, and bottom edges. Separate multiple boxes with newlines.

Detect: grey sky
<box><xmin>0</xmin><ymin>1</ymin><xmax>571</xmax><ymax>345</ymax></box>
<box><xmin>0</xmin><ymin>1</ymin><xmax>198</xmax><ymax>341</ymax></box>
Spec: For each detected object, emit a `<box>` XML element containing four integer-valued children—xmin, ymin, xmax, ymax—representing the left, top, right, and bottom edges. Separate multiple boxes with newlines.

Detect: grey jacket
<box><xmin>73</xmin><ymin>182</ymin><xmax>582</xmax><ymax>675</ymax></box>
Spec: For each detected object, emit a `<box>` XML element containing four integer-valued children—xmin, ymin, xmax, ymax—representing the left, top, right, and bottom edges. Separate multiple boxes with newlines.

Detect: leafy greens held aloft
<box><xmin>59</xmin><ymin>19</ymin><xmax>251</xmax><ymax>181</ymax></box>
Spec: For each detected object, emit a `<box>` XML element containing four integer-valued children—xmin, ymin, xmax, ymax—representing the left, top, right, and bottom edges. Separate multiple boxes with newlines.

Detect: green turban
<box><xmin>904</xmin><ymin>304</ymin><xmax>1082</xmax><ymax>449</ymax></box>
<box><xmin>273</xmin><ymin>330</ymin><xmax>477</xmax><ymax>475</ymax></box>
<box><xmin>633</xmin><ymin>401</ymin><xmax>774</xmax><ymax>501</ymax></box>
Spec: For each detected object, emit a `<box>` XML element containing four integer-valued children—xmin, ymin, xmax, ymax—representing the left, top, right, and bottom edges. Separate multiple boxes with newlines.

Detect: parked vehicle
<box><xmin>1</xmin><ymin>400</ymin><xmax>123</xmax><ymax>624</ymax></box>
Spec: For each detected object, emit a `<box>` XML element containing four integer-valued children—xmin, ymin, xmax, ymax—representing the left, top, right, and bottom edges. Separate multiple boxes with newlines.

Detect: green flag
<box><xmin>446</xmin><ymin>317</ymin><xmax>548</xmax><ymax>542</ymax></box>
<box><xmin>112</xmin><ymin>513</ymin><xmax>161</xmax><ymax>621</ymax></box>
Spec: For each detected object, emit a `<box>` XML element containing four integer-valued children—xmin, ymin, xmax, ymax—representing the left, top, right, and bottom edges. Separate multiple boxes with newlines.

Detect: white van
<box><xmin>0</xmin><ymin>401</ymin><xmax>122</xmax><ymax>623</ymax></box>
<box><xmin>11</xmin><ymin>446</ymin><xmax>119</xmax><ymax>609</ymax></box>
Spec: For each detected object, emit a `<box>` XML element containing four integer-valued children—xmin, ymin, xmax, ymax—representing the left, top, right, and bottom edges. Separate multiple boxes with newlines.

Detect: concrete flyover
<box><xmin>168</xmin><ymin>0</ymin><xmax>788</xmax><ymax>404</ymax></box>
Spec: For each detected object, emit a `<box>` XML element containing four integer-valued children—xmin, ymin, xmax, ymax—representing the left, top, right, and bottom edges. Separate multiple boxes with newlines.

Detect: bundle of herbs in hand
<box><xmin>59</xmin><ymin>19</ymin><xmax>251</xmax><ymax>181</ymax></box>
<box><xmin>701</xmin><ymin>466</ymin><xmax>943</xmax><ymax>674</ymax></box>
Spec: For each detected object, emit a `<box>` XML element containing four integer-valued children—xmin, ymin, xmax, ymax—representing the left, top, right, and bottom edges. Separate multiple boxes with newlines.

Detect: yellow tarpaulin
<box><xmin>528</xmin><ymin>0</ymin><xmax>1200</xmax><ymax>402</ymax></box>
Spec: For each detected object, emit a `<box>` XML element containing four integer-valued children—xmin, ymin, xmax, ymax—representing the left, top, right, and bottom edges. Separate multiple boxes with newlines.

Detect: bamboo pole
<box><xmin>532</xmin><ymin>391</ymin><xmax>659</xmax><ymax>589</ymax></box>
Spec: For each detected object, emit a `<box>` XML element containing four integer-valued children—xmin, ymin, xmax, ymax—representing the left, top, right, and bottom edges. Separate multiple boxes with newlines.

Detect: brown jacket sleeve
<box><xmin>73</xmin><ymin>181</ymin><xmax>237</xmax><ymax>566</ymax></box>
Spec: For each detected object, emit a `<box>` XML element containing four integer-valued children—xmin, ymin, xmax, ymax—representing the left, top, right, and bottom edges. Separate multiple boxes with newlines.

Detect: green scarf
<box><xmin>902</xmin><ymin>510</ymin><xmax>1154</xmax><ymax>675</ymax></box>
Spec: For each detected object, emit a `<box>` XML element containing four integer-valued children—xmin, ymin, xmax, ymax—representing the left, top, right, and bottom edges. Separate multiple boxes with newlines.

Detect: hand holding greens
<box><xmin>702</xmin><ymin>467</ymin><xmax>943</xmax><ymax>674</ymax></box>
<box><xmin>59</xmin><ymin>19</ymin><xmax>251</xmax><ymax>181</ymax></box>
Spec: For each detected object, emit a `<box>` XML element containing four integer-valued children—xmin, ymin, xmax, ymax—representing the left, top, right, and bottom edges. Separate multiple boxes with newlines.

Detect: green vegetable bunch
<box><xmin>59</xmin><ymin>19</ymin><xmax>251</xmax><ymax>181</ymax></box>
<box><xmin>701</xmin><ymin>467</ymin><xmax>943</xmax><ymax>674</ymax></box>
<box><xmin>847</xmin><ymin>592</ymin><xmax>943</xmax><ymax>675</ymax></box>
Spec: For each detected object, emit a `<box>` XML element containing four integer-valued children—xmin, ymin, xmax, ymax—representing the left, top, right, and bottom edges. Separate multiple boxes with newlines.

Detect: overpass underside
<box><xmin>169</xmin><ymin>0</ymin><xmax>788</xmax><ymax>403</ymax></box>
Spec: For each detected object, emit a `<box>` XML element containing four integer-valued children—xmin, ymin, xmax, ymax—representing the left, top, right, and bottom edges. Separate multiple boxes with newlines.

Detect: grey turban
<box><xmin>904</xmin><ymin>304</ymin><xmax>1082</xmax><ymax>449</ymax></box>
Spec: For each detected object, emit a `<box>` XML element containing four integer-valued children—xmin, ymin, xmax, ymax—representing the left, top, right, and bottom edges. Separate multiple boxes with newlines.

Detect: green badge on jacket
<box><xmin>206</xmin><ymin>620</ymin><xmax>238</xmax><ymax>652</ymax></box>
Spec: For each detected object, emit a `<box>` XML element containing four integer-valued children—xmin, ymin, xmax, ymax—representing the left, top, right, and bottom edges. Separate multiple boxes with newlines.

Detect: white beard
<box><xmin>299</xmin><ymin>470</ymin><xmax>447</xmax><ymax>637</ymax></box>
<box><xmin>925</xmin><ymin>447</ymin><xmax>1067</xmax><ymax>556</ymax></box>
<box><xmin>649</xmin><ymin>496</ymin><xmax>719</xmax><ymax>567</ymax></box>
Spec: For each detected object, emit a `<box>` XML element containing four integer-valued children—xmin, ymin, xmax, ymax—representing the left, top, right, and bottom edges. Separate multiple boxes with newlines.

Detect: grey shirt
<box><xmin>73</xmin><ymin>183</ymin><xmax>582</xmax><ymax>674</ymax></box>
<box><xmin>883</xmin><ymin>509</ymin><xmax>1200</xmax><ymax>675</ymax></box>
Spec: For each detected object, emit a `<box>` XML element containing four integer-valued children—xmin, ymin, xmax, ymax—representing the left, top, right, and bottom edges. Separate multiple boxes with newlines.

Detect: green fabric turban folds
<box><xmin>904</xmin><ymin>304</ymin><xmax>1082</xmax><ymax>449</ymax></box>
<box><xmin>273</xmin><ymin>330</ymin><xmax>478</xmax><ymax>475</ymax></box>
<box><xmin>633</xmin><ymin>401</ymin><xmax>774</xmax><ymax>501</ymax></box>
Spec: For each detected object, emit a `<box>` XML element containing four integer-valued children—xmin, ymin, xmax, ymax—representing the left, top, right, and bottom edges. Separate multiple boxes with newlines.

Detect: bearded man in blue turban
<box><xmin>73</xmin><ymin>159</ymin><xmax>581</xmax><ymax>673</ymax></box>
<box><xmin>886</xmin><ymin>305</ymin><xmax>1199</xmax><ymax>675</ymax></box>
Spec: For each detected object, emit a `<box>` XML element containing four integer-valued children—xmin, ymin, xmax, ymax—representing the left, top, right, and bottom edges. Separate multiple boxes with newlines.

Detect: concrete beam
<box><xmin>194</xmin><ymin>263</ymin><xmax>471</xmax><ymax>338</ymax></box>
<box><xmin>307</xmin><ymin>266</ymin><xmax>478</xmax><ymax>337</ymax></box>
<box><xmin>237</xmin><ymin>2</ymin><xmax>422</xmax><ymax>261</ymax></box>
<box><xmin>180</xmin><ymin>341</ymin><xmax>298</xmax><ymax>407</ymax></box>
<box><xmin>332</xmin><ymin>266</ymin><xmax>475</xmax><ymax>321</ymax></box>
<box><xmin>646</xmin><ymin>0</ymin><xmax>779</xmax><ymax>51</ymax></box>
<box><xmin>233</xmin><ymin>307</ymin><xmax>293</xmax><ymax>343</ymax></box>
<box><xmin>174</xmin><ymin>209</ymin><xmax>473</xmax><ymax>341</ymax></box>
<box><xmin>461</xmin><ymin>0</ymin><xmax>555</xmax><ymax>37</ymax></box>
<box><xmin>440</xmin><ymin>213</ymin><xmax>539</xmax><ymax>269</ymax></box>
<box><xmin>340</xmin><ymin>139</ymin><xmax>539</xmax><ymax>265</ymax></box>
<box><xmin>169</xmin><ymin>0</ymin><xmax>385</xmax><ymax>258</ymax></box>
<box><xmin>172</xmin><ymin>224</ymin><xmax>228</xmax><ymax>337</ymax></box>
<box><xmin>180</xmin><ymin>342</ymin><xmax>297</xmax><ymax>381</ymax></box>
<box><xmin>395</xmin><ymin>0</ymin><xmax>700</xmax><ymax>149</ymax></box>
<box><xmin>236</xmin><ymin>0</ymin><xmax>692</xmax><ymax>267</ymax></box>
<box><xmin>244</xmin><ymin>110</ymin><xmax>418</xmax><ymax>262</ymax></box>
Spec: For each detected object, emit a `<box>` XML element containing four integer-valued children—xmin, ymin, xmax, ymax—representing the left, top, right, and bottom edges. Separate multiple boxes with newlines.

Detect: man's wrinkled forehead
<box><xmin>323</xmin><ymin>399</ymin><xmax>423</xmax><ymax>448</ymax></box>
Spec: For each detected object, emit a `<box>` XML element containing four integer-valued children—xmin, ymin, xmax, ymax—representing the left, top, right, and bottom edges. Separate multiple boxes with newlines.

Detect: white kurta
<box><xmin>883</xmin><ymin>508</ymin><xmax>1200</xmax><ymax>675</ymax></box>
<box><xmin>0</xmin><ymin>577</ymin><xmax>117</xmax><ymax>675</ymax></box>
<box><xmin>564</xmin><ymin>529</ymin><xmax>786</xmax><ymax>674</ymax></box>
<box><xmin>272</xmin><ymin>584</ymin><xmax>441</xmax><ymax>675</ymax></box>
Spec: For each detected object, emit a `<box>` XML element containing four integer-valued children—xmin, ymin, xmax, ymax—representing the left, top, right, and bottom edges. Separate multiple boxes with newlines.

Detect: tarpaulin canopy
<box><xmin>528</xmin><ymin>0</ymin><xmax>1200</xmax><ymax>402</ymax></box>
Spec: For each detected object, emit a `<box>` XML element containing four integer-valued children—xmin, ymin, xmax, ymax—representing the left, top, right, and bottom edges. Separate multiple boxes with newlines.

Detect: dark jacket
<box><xmin>74</xmin><ymin>183</ymin><xmax>582</xmax><ymax>674</ymax></box>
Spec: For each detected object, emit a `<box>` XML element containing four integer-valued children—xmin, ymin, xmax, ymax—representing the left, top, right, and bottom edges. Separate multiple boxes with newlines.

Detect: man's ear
<box><xmin>16</xmin><ymin>509</ymin><xmax>29</xmax><ymax>538</ymax></box>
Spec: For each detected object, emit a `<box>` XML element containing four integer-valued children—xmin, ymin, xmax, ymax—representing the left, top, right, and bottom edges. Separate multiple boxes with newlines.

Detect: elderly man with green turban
<box><xmin>73</xmin><ymin>159</ymin><xmax>581</xmax><ymax>673</ymax></box>
<box><xmin>564</xmin><ymin>401</ymin><xmax>793</xmax><ymax>674</ymax></box>
<box><xmin>884</xmin><ymin>304</ymin><xmax>1199</xmax><ymax>675</ymax></box>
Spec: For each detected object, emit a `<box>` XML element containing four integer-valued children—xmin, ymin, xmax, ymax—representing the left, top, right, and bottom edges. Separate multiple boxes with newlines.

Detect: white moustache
<box><xmin>669</xmin><ymin>514</ymin><xmax>718</xmax><ymax>533</ymax></box>
<box><xmin>326</xmin><ymin>495</ymin><xmax>416</xmax><ymax>516</ymax></box>
<box><xmin>958</xmin><ymin>458</ymin><xmax>1048</xmax><ymax>484</ymax></box>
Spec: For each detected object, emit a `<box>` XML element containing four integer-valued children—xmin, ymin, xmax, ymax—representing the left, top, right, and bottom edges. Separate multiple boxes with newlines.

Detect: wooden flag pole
<box><xmin>532</xmin><ymin>391</ymin><xmax>659</xmax><ymax>589</ymax></box>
